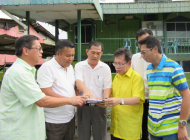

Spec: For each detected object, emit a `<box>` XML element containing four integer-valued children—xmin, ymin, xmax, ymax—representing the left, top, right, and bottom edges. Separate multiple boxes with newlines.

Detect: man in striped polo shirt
<box><xmin>138</xmin><ymin>36</ymin><xmax>190</xmax><ymax>140</ymax></box>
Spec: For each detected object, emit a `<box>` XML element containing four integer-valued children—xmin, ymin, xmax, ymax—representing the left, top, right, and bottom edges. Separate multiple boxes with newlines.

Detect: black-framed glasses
<box><xmin>140</xmin><ymin>48</ymin><xmax>152</xmax><ymax>55</ymax></box>
<box><xmin>112</xmin><ymin>62</ymin><xmax>127</xmax><ymax>67</ymax></box>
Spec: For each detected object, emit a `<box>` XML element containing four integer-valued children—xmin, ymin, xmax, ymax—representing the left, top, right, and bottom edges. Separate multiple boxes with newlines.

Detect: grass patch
<box><xmin>71</xmin><ymin>61</ymin><xmax>78</xmax><ymax>68</ymax></box>
<box><xmin>185</xmin><ymin>73</ymin><xmax>190</xmax><ymax>87</ymax></box>
<box><xmin>0</xmin><ymin>72</ymin><xmax>4</xmax><ymax>81</ymax></box>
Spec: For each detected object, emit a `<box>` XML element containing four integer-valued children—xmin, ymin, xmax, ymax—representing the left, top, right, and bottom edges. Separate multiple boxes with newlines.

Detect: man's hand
<box><xmin>95</xmin><ymin>98</ymin><xmax>108</xmax><ymax>108</ymax></box>
<box><xmin>178</xmin><ymin>126</ymin><xmax>190</xmax><ymax>140</ymax></box>
<box><xmin>105</xmin><ymin>98</ymin><xmax>121</xmax><ymax>107</ymax></box>
<box><xmin>69</xmin><ymin>96</ymin><xmax>87</xmax><ymax>107</ymax></box>
<box><xmin>83</xmin><ymin>91</ymin><xmax>93</xmax><ymax>99</ymax></box>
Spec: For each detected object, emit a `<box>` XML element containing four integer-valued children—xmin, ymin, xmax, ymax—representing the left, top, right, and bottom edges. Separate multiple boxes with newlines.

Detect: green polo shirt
<box><xmin>0</xmin><ymin>58</ymin><xmax>46</xmax><ymax>140</ymax></box>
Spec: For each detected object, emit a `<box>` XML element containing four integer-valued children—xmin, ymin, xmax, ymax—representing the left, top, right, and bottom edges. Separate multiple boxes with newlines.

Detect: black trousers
<box><xmin>142</xmin><ymin>100</ymin><xmax>149</xmax><ymax>140</ymax></box>
<box><xmin>46</xmin><ymin>116</ymin><xmax>75</xmax><ymax>140</ymax></box>
<box><xmin>111</xmin><ymin>135</ymin><xmax>123</xmax><ymax>140</ymax></box>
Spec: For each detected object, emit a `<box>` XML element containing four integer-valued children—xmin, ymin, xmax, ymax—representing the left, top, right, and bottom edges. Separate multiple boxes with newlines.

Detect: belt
<box><xmin>85</xmin><ymin>103</ymin><xmax>97</xmax><ymax>107</ymax></box>
<box><xmin>145</xmin><ymin>99</ymin><xmax>149</xmax><ymax>103</ymax></box>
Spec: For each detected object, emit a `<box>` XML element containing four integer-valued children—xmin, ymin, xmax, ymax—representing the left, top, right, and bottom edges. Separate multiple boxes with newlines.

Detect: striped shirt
<box><xmin>147</xmin><ymin>54</ymin><xmax>189</xmax><ymax>137</ymax></box>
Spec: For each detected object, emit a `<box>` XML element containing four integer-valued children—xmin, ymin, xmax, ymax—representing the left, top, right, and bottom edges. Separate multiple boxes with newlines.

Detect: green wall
<box><xmin>67</xmin><ymin>12</ymin><xmax>190</xmax><ymax>61</ymax></box>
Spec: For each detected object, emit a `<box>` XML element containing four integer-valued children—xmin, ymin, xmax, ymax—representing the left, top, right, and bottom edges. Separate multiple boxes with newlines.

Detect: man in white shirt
<box><xmin>131</xmin><ymin>28</ymin><xmax>153</xmax><ymax>140</ymax></box>
<box><xmin>37</xmin><ymin>40</ymin><xmax>86</xmax><ymax>140</ymax></box>
<box><xmin>75</xmin><ymin>40</ymin><xmax>112</xmax><ymax>140</ymax></box>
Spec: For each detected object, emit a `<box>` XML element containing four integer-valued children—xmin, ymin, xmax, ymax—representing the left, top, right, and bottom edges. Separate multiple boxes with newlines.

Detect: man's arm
<box><xmin>96</xmin><ymin>88</ymin><xmax>111</xmax><ymax>108</ymax></box>
<box><xmin>178</xmin><ymin>88</ymin><xmax>190</xmax><ymax>140</ymax></box>
<box><xmin>41</xmin><ymin>87</ymin><xmax>66</xmax><ymax>98</ymax></box>
<box><xmin>103</xmin><ymin>88</ymin><xmax>112</xmax><ymax>99</ymax></box>
<box><xmin>106</xmin><ymin>97</ymin><xmax>140</xmax><ymax>107</ymax></box>
<box><xmin>75</xmin><ymin>86</ymin><xmax>80</xmax><ymax>96</ymax></box>
<box><xmin>75</xmin><ymin>79</ymin><xmax>93</xmax><ymax>99</ymax></box>
<box><xmin>106</xmin><ymin>71</ymin><xmax>144</xmax><ymax>107</ymax></box>
<box><xmin>35</xmin><ymin>95</ymin><xmax>87</xmax><ymax>108</ymax></box>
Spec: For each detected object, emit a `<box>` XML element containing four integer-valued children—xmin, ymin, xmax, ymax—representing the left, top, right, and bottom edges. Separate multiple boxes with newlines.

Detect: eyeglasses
<box><xmin>112</xmin><ymin>62</ymin><xmax>127</xmax><ymax>67</ymax></box>
<box><xmin>29</xmin><ymin>47</ymin><xmax>43</xmax><ymax>51</ymax></box>
<box><xmin>140</xmin><ymin>48</ymin><xmax>152</xmax><ymax>55</ymax></box>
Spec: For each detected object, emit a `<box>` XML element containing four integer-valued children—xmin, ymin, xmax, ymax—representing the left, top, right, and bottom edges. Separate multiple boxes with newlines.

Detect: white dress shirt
<box><xmin>37</xmin><ymin>57</ymin><xmax>75</xmax><ymax>123</ymax></box>
<box><xmin>75</xmin><ymin>59</ymin><xmax>112</xmax><ymax>99</ymax></box>
<box><xmin>131</xmin><ymin>53</ymin><xmax>150</xmax><ymax>99</ymax></box>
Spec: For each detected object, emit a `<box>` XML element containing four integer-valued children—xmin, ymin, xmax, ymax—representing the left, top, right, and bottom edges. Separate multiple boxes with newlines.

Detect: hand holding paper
<box><xmin>86</xmin><ymin>99</ymin><xmax>105</xmax><ymax>104</ymax></box>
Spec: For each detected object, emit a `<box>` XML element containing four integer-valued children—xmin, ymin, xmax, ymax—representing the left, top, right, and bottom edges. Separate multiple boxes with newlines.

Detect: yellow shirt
<box><xmin>110</xmin><ymin>67</ymin><xmax>145</xmax><ymax>140</ymax></box>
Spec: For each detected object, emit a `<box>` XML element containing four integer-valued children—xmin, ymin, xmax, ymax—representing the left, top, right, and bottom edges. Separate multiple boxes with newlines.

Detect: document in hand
<box><xmin>86</xmin><ymin>99</ymin><xmax>106</xmax><ymax>104</ymax></box>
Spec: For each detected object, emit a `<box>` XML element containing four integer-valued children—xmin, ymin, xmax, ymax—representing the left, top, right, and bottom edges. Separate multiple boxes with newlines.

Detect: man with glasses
<box><xmin>0</xmin><ymin>35</ymin><xmax>86</xmax><ymax>140</ymax></box>
<box><xmin>131</xmin><ymin>28</ymin><xmax>153</xmax><ymax>140</ymax></box>
<box><xmin>139</xmin><ymin>36</ymin><xmax>190</xmax><ymax>140</ymax></box>
<box><xmin>75</xmin><ymin>40</ymin><xmax>112</xmax><ymax>140</ymax></box>
<box><xmin>106</xmin><ymin>48</ymin><xmax>145</xmax><ymax>140</ymax></box>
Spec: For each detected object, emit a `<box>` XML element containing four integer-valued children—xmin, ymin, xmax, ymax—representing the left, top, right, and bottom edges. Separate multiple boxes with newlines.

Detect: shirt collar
<box><xmin>138</xmin><ymin>52</ymin><xmax>142</xmax><ymax>59</ymax></box>
<box><xmin>53</xmin><ymin>57</ymin><xmax>63</xmax><ymax>68</ymax></box>
<box><xmin>83</xmin><ymin>59</ymin><xmax>103</xmax><ymax>69</ymax></box>
<box><xmin>149</xmin><ymin>54</ymin><xmax>166</xmax><ymax>70</ymax></box>
<box><xmin>117</xmin><ymin>67</ymin><xmax>132</xmax><ymax>78</ymax></box>
<box><xmin>124</xmin><ymin>67</ymin><xmax>132</xmax><ymax>77</ymax></box>
<box><xmin>16</xmin><ymin>57</ymin><xmax>36</xmax><ymax>73</ymax></box>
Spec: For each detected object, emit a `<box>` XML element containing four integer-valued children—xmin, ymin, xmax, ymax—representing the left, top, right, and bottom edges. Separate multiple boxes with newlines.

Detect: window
<box><xmin>183</xmin><ymin>61</ymin><xmax>190</xmax><ymax>72</ymax></box>
<box><xmin>167</xmin><ymin>22</ymin><xmax>190</xmax><ymax>38</ymax></box>
<box><xmin>167</xmin><ymin>23</ymin><xmax>175</xmax><ymax>31</ymax></box>
<box><xmin>176</xmin><ymin>23</ymin><xmax>186</xmax><ymax>31</ymax></box>
<box><xmin>74</xmin><ymin>24</ymin><xmax>95</xmax><ymax>44</ymax></box>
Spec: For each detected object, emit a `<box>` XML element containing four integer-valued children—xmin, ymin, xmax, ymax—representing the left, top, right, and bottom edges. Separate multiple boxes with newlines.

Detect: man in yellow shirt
<box><xmin>106</xmin><ymin>48</ymin><xmax>145</xmax><ymax>140</ymax></box>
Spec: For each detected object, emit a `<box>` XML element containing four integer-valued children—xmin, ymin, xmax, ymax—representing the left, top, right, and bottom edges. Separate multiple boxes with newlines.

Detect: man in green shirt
<box><xmin>0</xmin><ymin>35</ymin><xmax>86</xmax><ymax>140</ymax></box>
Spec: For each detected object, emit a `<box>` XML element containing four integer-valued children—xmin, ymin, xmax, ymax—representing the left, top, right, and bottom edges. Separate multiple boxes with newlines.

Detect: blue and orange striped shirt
<box><xmin>147</xmin><ymin>54</ymin><xmax>189</xmax><ymax>137</ymax></box>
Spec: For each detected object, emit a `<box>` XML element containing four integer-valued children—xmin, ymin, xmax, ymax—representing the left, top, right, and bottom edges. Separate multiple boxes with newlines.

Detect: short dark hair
<box><xmin>114</xmin><ymin>48</ymin><xmax>132</xmax><ymax>62</ymax></box>
<box><xmin>55</xmin><ymin>40</ymin><xmax>75</xmax><ymax>54</ymax></box>
<box><xmin>15</xmin><ymin>35</ymin><xmax>39</xmax><ymax>57</ymax></box>
<box><xmin>136</xmin><ymin>28</ymin><xmax>153</xmax><ymax>41</ymax></box>
<box><xmin>138</xmin><ymin>36</ymin><xmax>162</xmax><ymax>54</ymax></box>
<box><xmin>87</xmin><ymin>40</ymin><xmax>104</xmax><ymax>52</ymax></box>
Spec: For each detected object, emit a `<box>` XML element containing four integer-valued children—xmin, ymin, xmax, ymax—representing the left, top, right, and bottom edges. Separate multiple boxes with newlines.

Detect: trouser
<box><xmin>77</xmin><ymin>105</ymin><xmax>107</xmax><ymax>140</ymax></box>
<box><xmin>142</xmin><ymin>99</ymin><xmax>149</xmax><ymax>140</ymax></box>
<box><xmin>46</xmin><ymin>116</ymin><xmax>75</xmax><ymax>140</ymax></box>
<box><xmin>149</xmin><ymin>134</ymin><xmax>178</xmax><ymax>140</ymax></box>
<box><xmin>111</xmin><ymin>134</ymin><xmax>123</xmax><ymax>140</ymax></box>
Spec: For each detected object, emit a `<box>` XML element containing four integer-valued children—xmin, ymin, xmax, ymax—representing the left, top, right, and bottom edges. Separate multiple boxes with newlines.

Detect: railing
<box><xmin>96</xmin><ymin>37</ymin><xmax>190</xmax><ymax>54</ymax></box>
<box><xmin>167</xmin><ymin>37</ymin><xmax>190</xmax><ymax>54</ymax></box>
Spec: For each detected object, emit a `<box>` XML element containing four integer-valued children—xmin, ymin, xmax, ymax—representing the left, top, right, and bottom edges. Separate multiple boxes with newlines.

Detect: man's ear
<box><xmin>128</xmin><ymin>61</ymin><xmax>132</xmax><ymax>66</ymax></box>
<box><xmin>56</xmin><ymin>51</ymin><xmax>60</xmax><ymax>56</ymax></box>
<box><xmin>154</xmin><ymin>46</ymin><xmax>158</xmax><ymax>53</ymax></box>
<box><xmin>22</xmin><ymin>47</ymin><xmax>29</xmax><ymax>56</ymax></box>
<box><xmin>86</xmin><ymin>49</ymin><xmax>88</xmax><ymax>54</ymax></box>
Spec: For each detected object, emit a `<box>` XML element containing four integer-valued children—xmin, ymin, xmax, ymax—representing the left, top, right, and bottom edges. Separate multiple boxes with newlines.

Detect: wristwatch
<box><xmin>179</xmin><ymin>120</ymin><xmax>187</xmax><ymax>126</ymax></box>
<box><xmin>120</xmin><ymin>98</ymin><xmax>124</xmax><ymax>105</ymax></box>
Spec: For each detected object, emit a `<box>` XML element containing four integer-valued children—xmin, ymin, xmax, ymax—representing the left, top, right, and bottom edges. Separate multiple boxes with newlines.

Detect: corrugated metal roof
<box><xmin>101</xmin><ymin>1</ymin><xmax>190</xmax><ymax>14</ymax></box>
<box><xmin>0</xmin><ymin>0</ymin><xmax>94</xmax><ymax>5</ymax></box>
<box><xmin>0</xmin><ymin>0</ymin><xmax>103</xmax><ymax>21</ymax></box>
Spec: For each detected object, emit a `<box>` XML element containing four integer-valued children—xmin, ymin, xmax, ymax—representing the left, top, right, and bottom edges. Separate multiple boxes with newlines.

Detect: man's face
<box><xmin>114</xmin><ymin>55</ymin><xmax>131</xmax><ymax>76</ymax></box>
<box><xmin>56</xmin><ymin>47</ymin><xmax>75</xmax><ymax>68</ymax></box>
<box><xmin>140</xmin><ymin>44</ymin><xmax>153</xmax><ymax>63</ymax></box>
<box><xmin>86</xmin><ymin>45</ymin><xmax>103</xmax><ymax>67</ymax></box>
<box><xmin>28</xmin><ymin>40</ymin><xmax>43</xmax><ymax>65</ymax></box>
<box><xmin>138</xmin><ymin>33</ymin><xmax>150</xmax><ymax>49</ymax></box>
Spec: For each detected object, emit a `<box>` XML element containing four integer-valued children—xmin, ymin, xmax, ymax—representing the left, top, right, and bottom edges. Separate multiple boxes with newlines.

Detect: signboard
<box><xmin>142</xmin><ymin>21</ymin><xmax>163</xmax><ymax>37</ymax></box>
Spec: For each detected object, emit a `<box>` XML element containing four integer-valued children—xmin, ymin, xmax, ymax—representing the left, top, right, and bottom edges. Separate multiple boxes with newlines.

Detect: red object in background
<box><xmin>0</xmin><ymin>54</ymin><xmax>44</xmax><ymax>65</ymax></box>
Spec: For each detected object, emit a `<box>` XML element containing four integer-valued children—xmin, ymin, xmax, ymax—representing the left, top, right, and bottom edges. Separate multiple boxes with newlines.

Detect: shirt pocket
<box><xmin>94</xmin><ymin>75</ymin><xmax>103</xmax><ymax>88</ymax></box>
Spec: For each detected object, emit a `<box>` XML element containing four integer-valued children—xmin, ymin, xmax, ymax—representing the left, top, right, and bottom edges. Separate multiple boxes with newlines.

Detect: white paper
<box><xmin>86</xmin><ymin>99</ymin><xmax>105</xmax><ymax>104</ymax></box>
